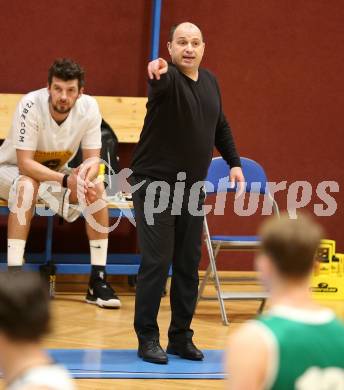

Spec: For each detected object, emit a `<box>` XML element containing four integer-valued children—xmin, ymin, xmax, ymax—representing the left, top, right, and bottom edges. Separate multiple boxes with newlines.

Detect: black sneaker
<box><xmin>86</xmin><ymin>272</ymin><xmax>121</xmax><ymax>308</ymax></box>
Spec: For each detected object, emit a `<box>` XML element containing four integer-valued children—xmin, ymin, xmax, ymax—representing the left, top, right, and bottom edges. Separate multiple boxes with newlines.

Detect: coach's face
<box><xmin>168</xmin><ymin>23</ymin><xmax>205</xmax><ymax>75</ymax></box>
<box><xmin>48</xmin><ymin>77</ymin><xmax>83</xmax><ymax>115</ymax></box>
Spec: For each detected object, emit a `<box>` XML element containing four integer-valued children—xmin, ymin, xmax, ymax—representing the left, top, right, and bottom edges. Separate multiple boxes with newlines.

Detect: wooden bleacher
<box><xmin>0</xmin><ymin>93</ymin><xmax>147</xmax><ymax>142</ymax></box>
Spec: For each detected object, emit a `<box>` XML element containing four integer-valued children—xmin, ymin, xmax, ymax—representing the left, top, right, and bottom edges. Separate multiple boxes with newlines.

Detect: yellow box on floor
<box><xmin>311</xmin><ymin>239</ymin><xmax>344</xmax><ymax>300</ymax></box>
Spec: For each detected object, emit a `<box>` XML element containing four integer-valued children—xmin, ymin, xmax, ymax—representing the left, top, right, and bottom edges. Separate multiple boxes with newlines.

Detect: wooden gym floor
<box><xmin>1</xmin><ymin>274</ymin><xmax>343</xmax><ymax>390</ymax></box>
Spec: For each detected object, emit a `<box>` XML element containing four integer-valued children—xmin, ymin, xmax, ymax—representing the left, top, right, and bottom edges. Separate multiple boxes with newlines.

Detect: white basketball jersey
<box><xmin>0</xmin><ymin>88</ymin><xmax>102</xmax><ymax>171</ymax></box>
<box><xmin>7</xmin><ymin>364</ymin><xmax>75</xmax><ymax>390</ymax></box>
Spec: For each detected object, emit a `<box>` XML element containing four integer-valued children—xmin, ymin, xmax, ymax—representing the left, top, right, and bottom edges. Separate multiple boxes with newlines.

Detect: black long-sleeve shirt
<box><xmin>131</xmin><ymin>63</ymin><xmax>241</xmax><ymax>185</ymax></box>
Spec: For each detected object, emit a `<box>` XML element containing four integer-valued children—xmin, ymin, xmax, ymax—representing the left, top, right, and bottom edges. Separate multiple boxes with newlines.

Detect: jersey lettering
<box><xmin>18</xmin><ymin>100</ymin><xmax>34</xmax><ymax>144</ymax></box>
<box><xmin>296</xmin><ymin>367</ymin><xmax>344</xmax><ymax>390</ymax></box>
<box><xmin>34</xmin><ymin>150</ymin><xmax>73</xmax><ymax>171</ymax></box>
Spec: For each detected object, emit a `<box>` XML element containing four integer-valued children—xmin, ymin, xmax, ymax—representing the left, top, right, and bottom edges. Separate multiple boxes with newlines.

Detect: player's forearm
<box><xmin>18</xmin><ymin>159</ymin><xmax>64</xmax><ymax>185</ymax></box>
<box><xmin>84</xmin><ymin>164</ymin><xmax>99</xmax><ymax>182</ymax></box>
<box><xmin>82</xmin><ymin>149</ymin><xmax>100</xmax><ymax>182</ymax></box>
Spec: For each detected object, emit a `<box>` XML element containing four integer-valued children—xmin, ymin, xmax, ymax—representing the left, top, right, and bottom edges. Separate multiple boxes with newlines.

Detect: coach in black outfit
<box><xmin>130</xmin><ymin>22</ymin><xmax>244</xmax><ymax>364</ymax></box>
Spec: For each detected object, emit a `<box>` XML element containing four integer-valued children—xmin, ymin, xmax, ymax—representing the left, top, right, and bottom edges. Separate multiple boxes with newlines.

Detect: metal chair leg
<box><xmin>197</xmin><ymin>264</ymin><xmax>212</xmax><ymax>304</ymax></box>
<box><xmin>203</xmin><ymin>218</ymin><xmax>229</xmax><ymax>325</ymax></box>
<box><xmin>197</xmin><ymin>241</ymin><xmax>222</xmax><ymax>304</ymax></box>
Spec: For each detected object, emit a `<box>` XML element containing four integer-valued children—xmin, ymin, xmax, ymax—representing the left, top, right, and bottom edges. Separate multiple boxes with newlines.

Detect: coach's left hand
<box><xmin>229</xmin><ymin>167</ymin><xmax>245</xmax><ymax>198</ymax></box>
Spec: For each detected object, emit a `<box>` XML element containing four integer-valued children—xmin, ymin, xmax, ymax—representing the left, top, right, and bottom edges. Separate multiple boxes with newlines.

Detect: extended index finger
<box><xmin>147</xmin><ymin>62</ymin><xmax>154</xmax><ymax>79</ymax></box>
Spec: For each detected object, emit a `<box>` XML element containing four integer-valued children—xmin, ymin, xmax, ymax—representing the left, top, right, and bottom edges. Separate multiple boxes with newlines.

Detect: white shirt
<box><xmin>0</xmin><ymin>88</ymin><xmax>102</xmax><ymax>171</ymax></box>
<box><xmin>7</xmin><ymin>364</ymin><xmax>75</xmax><ymax>390</ymax></box>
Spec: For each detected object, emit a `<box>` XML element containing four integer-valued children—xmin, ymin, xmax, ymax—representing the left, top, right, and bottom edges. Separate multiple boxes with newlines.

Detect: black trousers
<box><xmin>131</xmin><ymin>175</ymin><xmax>205</xmax><ymax>343</ymax></box>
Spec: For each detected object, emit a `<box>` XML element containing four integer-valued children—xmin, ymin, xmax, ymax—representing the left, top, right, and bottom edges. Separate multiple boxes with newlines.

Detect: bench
<box><xmin>0</xmin><ymin>93</ymin><xmax>147</xmax><ymax>274</ymax></box>
<box><xmin>0</xmin><ymin>197</ymin><xmax>142</xmax><ymax>274</ymax></box>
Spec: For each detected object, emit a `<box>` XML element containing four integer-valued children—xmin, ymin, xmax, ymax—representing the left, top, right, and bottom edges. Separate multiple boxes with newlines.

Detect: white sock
<box><xmin>8</xmin><ymin>239</ymin><xmax>26</xmax><ymax>266</ymax></box>
<box><xmin>89</xmin><ymin>239</ymin><xmax>108</xmax><ymax>266</ymax></box>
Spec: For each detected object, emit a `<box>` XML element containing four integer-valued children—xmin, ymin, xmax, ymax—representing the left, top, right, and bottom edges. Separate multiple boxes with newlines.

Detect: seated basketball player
<box><xmin>0</xmin><ymin>271</ymin><xmax>75</xmax><ymax>390</ymax></box>
<box><xmin>227</xmin><ymin>213</ymin><xmax>344</xmax><ymax>390</ymax></box>
<box><xmin>0</xmin><ymin>58</ymin><xmax>120</xmax><ymax>308</ymax></box>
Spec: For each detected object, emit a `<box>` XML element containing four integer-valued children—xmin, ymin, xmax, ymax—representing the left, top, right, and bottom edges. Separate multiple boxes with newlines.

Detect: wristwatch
<box><xmin>62</xmin><ymin>174</ymin><xmax>69</xmax><ymax>188</ymax></box>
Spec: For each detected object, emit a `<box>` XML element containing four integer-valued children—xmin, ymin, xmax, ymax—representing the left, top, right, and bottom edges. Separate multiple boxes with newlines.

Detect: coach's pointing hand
<box><xmin>147</xmin><ymin>58</ymin><xmax>168</xmax><ymax>80</ymax></box>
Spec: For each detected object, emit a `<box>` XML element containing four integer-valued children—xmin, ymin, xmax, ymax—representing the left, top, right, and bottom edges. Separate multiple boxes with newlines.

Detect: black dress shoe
<box><xmin>166</xmin><ymin>340</ymin><xmax>204</xmax><ymax>361</ymax></box>
<box><xmin>138</xmin><ymin>339</ymin><xmax>168</xmax><ymax>364</ymax></box>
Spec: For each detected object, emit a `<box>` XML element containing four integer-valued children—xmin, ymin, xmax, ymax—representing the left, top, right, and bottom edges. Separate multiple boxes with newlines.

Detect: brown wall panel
<box><xmin>157</xmin><ymin>0</ymin><xmax>344</xmax><ymax>268</ymax></box>
<box><xmin>0</xmin><ymin>0</ymin><xmax>150</xmax><ymax>96</ymax></box>
<box><xmin>0</xmin><ymin>0</ymin><xmax>343</xmax><ymax>270</ymax></box>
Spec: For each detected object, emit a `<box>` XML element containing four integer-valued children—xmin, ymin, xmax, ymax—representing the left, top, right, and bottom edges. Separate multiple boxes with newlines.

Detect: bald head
<box><xmin>169</xmin><ymin>22</ymin><xmax>204</xmax><ymax>43</ymax></box>
<box><xmin>167</xmin><ymin>21</ymin><xmax>205</xmax><ymax>78</ymax></box>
